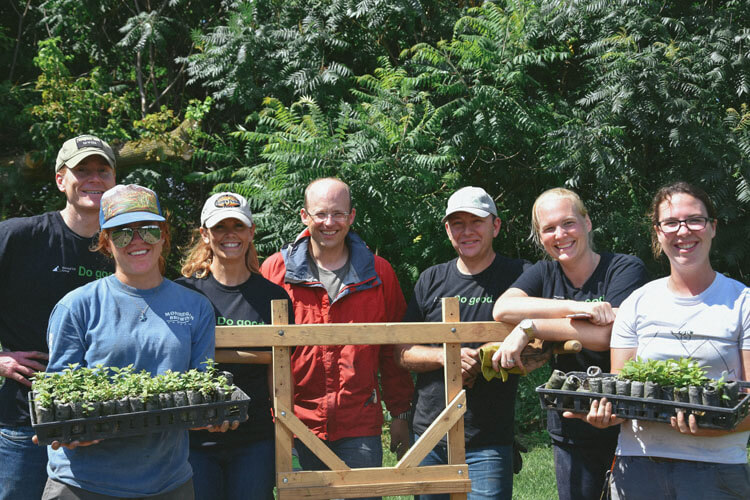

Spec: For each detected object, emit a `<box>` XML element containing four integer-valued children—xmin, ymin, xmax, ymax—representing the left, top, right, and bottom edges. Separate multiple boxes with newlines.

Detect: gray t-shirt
<box><xmin>610</xmin><ymin>273</ymin><xmax>750</xmax><ymax>464</ymax></box>
<box><xmin>308</xmin><ymin>254</ymin><xmax>351</xmax><ymax>301</ymax></box>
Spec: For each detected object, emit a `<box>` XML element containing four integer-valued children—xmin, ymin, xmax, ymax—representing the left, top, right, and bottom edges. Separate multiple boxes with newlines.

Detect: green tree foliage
<box><xmin>39</xmin><ymin>0</ymin><xmax>212</xmax><ymax>117</ymax></box>
<box><xmin>541</xmin><ymin>0</ymin><xmax>750</xmax><ymax>278</ymax></box>
<box><xmin>201</xmin><ymin>61</ymin><xmax>459</xmax><ymax>283</ymax></box>
<box><xmin>28</xmin><ymin>38</ymin><xmax>134</xmax><ymax>160</ymax></box>
<box><xmin>184</xmin><ymin>0</ymin><xmax>467</xmax><ymax>115</ymax></box>
<box><xmin>2</xmin><ymin>0</ymin><xmax>749</xmax><ymax>286</ymax></box>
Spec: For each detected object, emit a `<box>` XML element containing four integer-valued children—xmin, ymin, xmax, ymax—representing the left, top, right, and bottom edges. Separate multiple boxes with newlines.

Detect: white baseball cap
<box><xmin>201</xmin><ymin>192</ymin><xmax>253</xmax><ymax>228</ymax></box>
<box><xmin>442</xmin><ymin>186</ymin><xmax>498</xmax><ymax>222</ymax></box>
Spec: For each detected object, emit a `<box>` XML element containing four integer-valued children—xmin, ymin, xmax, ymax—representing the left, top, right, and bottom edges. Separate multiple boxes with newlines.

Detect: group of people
<box><xmin>0</xmin><ymin>134</ymin><xmax>747</xmax><ymax>500</ymax></box>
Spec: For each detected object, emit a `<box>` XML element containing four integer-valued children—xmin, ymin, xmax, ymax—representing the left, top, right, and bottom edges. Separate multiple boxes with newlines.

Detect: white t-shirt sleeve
<box><xmin>609</xmin><ymin>283</ymin><xmax>646</xmax><ymax>349</ymax></box>
<box><xmin>740</xmin><ymin>287</ymin><xmax>750</xmax><ymax>351</ymax></box>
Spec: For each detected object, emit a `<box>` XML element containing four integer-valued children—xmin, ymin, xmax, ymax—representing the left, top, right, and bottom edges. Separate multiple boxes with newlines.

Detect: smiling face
<box><xmin>445</xmin><ymin>212</ymin><xmax>500</xmax><ymax>267</ymax></box>
<box><xmin>200</xmin><ymin>217</ymin><xmax>255</xmax><ymax>265</ymax></box>
<box><xmin>109</xmin><ymin>222</ymin><xmax>165</xmax><ymax>288</ymax></box>
<box><xmin>656</xmin><ymin>193</ymin><xmax>716</xmax><ymax>269</ymax></box>
<box><xmin>535</xmin><ymin>195</ymin><xmax>593</xmax><ymax>265</ymax></box>
<box><xmin>55</xmin><ymin>155</ymin><xmax>115</xmax><ymax>213</ymax></box>
<box><xmin>300</xmin><ymin>179</ymin><xmax>355</xmax><ymax>253</ymax></box>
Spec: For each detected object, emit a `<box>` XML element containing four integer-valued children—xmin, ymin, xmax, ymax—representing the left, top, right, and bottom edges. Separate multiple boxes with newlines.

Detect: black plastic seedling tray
<box><xmin>537</xmin><ymin>371</ymin><xmax>750</xmax><ymax>430</ymax></box>
<box><xmin>30</xmin><ymin>388</ymin><xmax>251</xmax><ymax>445</ymax></box>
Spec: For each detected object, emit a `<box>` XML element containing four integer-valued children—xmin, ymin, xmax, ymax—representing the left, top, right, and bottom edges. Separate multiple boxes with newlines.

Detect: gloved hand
<box><xmin>478</xmin><ymin>344</ymin><xmax>524</xmax><ymax>382</ymax></box>
<box><xmin>512</xmin><ymin>437</ymin><xmax>528</xmax><ymax>474</ymax></box>
<box><xmin>478</xmin><ymin>341</ymin><xmax>553</xmax><ymax>382</ymax></box>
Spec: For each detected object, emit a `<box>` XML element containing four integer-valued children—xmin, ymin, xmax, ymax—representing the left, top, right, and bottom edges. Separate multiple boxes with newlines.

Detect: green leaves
<box><xmin>618</xmin><ymin>357</ymin><xmax>709</xmax><ymax>388</ymax></box>
<box><xmin>31</xmin><ymin>359</ymin><xmax>229</xmax><ymax>409</ymax></box>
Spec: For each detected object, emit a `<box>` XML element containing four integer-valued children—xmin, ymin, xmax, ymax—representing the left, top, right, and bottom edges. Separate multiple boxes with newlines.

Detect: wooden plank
<box><xmin>214</xmin><ymin>349</ymin><xmax>272</xmax><ymax>364</ymax></box>
<box><xmin>279</xmin><ymin>464</ymin><xmax>469</xmax><ymax>486</ymax></box>
<box><xmin>272</xmin><ymin>299</ymin><xmax>294</xmax><ymax>476</ymax></box>
<box><xmin>397</xmin><ymin>390</ymin><xmax>466</xmax><ymax>468</ymax></box>
<box><xmin>276</xmin><ymin>403</ymin><xmax>350</xmax><ymax>471</ymax></box>
<box><xmin>216</xmin><ymin>321</ymin><xmax>514</xmax><ymax>347</ymax></box>
<box><xmin>442</xmin><ymin>297</ymin><xmax>467</xmax><ymax>500</ymax></box>
<box><xmin>278</xmin><ymin>479</ymin><xmax>471</xmax><ymax>499</ymax></box>
<box><xmin>276</xmin><ymin>465</ymin><xmax>471</xmax><ymax>499</ymax></box>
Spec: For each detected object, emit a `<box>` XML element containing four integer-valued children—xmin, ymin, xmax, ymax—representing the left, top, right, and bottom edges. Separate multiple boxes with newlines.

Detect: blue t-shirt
<box><xmin>46</xmin><ymin>275</ymin><xmax>215</xmax><ymax>497</ymax></box>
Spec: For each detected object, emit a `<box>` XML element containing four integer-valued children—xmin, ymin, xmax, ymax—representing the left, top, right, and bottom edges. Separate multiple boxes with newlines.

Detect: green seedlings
<box><xmin>30</xmin><ymin>359</ymin><xmax>235</xmax><ymax>423</ymax></box>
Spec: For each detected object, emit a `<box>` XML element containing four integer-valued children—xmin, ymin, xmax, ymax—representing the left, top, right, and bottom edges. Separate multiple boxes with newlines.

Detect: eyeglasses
<box><xmin>657</xmin><ymin>217</ymin><xmax>713</xmax><ymax>233</ymax></box>
<box><xmin>308</xmin><ymin>211</ymin><xmax>350</xmax><ymax>223</ymax></box>
<box><xmin>110</xmin><ymin>225</ymin><xmax>162</xmax><ymax>247</ymax></box>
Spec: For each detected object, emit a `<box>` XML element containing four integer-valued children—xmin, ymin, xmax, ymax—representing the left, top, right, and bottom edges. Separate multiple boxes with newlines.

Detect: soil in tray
<box><xmin>537</xmin><ymin>370</ymin><xmax>750</xmax><ymax>430</ymax></box>
<box><xmin>30</xmin><ymin>388</ymin><xmax>250</xmax><ymax>445</ymax></box>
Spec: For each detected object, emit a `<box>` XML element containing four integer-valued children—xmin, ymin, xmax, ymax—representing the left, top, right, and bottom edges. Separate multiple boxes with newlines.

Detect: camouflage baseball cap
<box><xmin>55</xmin><ymin>135</ymin><xmax>115</xmax><ymax>172</ymax></box>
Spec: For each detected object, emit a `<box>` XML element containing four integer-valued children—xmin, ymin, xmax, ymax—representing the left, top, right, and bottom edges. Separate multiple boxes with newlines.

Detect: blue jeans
<box><xmin>553</xmin><ymin>440</ymin><xmax>616</xmax><ymax>500</ymax></box>
<box><xmin>611</xmin><ymin>456</ymin><xmax>750</xmax><ymax>500</ymax></box>
<box><xmin>415</xmin><ymin>434</ymin><xmax>513</xmax><ymax>500</ymax></box>
<box><xmin>42</xmin><ymin>478</ymin><xmax>194</xmax><ymax>499</ymax></box>
<box><xmin>189</xmin><ymin>439</ymin><xmax>275</xmax><ymax>500</ymax></box>
<box><xmin>295</xmin><ymin>435</ymin><xmax>382</xmax><ymax>500</ymax></box>
<box><xmin>0</xmin><ymin>425</ymin><xmax>48</xmax><ymax>500</ymax></box>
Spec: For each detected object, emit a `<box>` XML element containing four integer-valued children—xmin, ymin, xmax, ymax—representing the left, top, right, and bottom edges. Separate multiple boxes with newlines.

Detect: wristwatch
<box><xmin>518</xmin><ymin>319</ymin><xmax>535</xmax><ymax>342</ymax></box>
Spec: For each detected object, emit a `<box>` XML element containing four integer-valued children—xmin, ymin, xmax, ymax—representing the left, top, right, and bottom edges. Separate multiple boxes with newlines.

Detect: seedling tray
<box><xmin>537</xmin><ymin>371</ymin><xmax>750</xmax><ymax>430</ymax></box>
<box><xmin>30</xmin><ymin>388</ymin><xmax>250</xmax><ymax>445</ymax></box>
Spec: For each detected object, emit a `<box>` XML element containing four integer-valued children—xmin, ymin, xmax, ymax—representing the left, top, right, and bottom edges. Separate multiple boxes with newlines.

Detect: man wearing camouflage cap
<box><xmin>0</xmin><ymin>135</ymin><xmax>116</xmax><ymax>499</ymax></box>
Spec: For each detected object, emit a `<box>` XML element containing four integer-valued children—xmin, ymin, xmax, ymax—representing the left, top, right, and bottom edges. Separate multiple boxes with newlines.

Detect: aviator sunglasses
<box><xmin>110</xmin><ymin>225</ymin><xmax>162</xmax><ymax>248</ymax></box>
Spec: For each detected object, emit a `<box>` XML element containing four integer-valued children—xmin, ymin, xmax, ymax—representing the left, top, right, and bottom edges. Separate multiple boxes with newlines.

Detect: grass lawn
<box><xmin>380</xmin><ymin>428</ymin><xmax>556</xmax><ymax>500</ymax></box>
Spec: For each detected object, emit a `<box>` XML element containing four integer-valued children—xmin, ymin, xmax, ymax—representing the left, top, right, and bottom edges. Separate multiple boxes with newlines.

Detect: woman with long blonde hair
<box><xmin>491</xmin><ymin>187</ymin><xmax>649</xmax><ymax>500</ymax></box>
<box><xmin>177</xmin><ymin>192</ymin><xmax>292</xmax><ymax>500</ymax></box>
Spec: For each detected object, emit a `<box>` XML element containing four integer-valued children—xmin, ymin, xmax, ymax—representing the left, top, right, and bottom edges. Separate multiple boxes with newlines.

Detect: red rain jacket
<box><xmin>260</xmin><ymin>229</ymin><xmax>413</xmax><ymax>441</ymax></box>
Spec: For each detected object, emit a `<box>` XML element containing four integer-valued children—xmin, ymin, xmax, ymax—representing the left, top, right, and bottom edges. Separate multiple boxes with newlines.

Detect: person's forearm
<box><xmin>529</xmin><ymin>318</ymin><xmax>612</xmax><ymax>351</ymax></box>
<box><xmin>493</xmin><ymin>296</ymin><xmax>586</xmax><ymax>323</ymax></box>
<box><xmin>395</xmin><ymin>344</ymin><xmax>444</xmax><ymax>372</ymax></box>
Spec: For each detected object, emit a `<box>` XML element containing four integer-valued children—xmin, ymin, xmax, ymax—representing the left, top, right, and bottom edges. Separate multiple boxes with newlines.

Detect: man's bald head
<box><xmin>304</xmin><ymin>178</ymin><xmax>352</xmax><ymax>212</ymax></box>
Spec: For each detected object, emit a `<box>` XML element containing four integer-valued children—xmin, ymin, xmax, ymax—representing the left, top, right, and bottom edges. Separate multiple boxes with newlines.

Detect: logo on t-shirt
<box><xmin>164</xmin><ymin>311</ymin><xmax>194</xmax><ymax>325</ymax></box>
<box><xmin>670</xmin><ymin>329</ymin><xmax>694</xmax><ymax>341</ymax></box>
<box><xmin>217</xmin><ymin>316</ymin><xmax>265</xmax><ymax>326</ymax></box>
<box><xmin>52</xmin><ymin>265</ymin><xmax>76</xmax><ymax>274</ymax></box>
<box><xmin>585</xmin><ymin>295</ymin><xmax>605</xmax><ymax>302</ymax></box>
<box><xmin>452</xmin><ymin>294</ymin><xmax>494</xmax><ymax>306</ymax></box>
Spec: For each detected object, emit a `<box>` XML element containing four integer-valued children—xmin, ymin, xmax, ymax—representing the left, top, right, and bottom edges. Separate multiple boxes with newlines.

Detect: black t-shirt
<box><xmin>0</xmin><ymin>212</ymin><xmax>114</xmax><ymax>426</ymax></box>
<box><xmin>176</xmin><ymin>273</ymin><xmax>293</xmax><ymax>448</ymax></box>
<box><xmin>511</xmin><ymin>252</ymin><xmax>649</xmax><ymax>444</ymax></box>
<box><xmin>404</xmin><ymin>255</ymin><xmax>530</xmax><ymax>448</ymax></box>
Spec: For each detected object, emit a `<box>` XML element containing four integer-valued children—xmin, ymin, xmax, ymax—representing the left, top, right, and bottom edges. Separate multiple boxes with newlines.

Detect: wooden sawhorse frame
<box><xmin>215</xmin><ymin>297</ymin><xmax>576</xmax><ymax>499</ymax></box>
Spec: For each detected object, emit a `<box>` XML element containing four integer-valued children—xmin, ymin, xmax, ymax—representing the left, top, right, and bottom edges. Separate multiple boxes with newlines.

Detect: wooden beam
<box><xmin>214</xmin><ymin>349</ymin><xmax>271</xmax><ymax>364</ymax></box>
<box><xmin>276</xmin><ymin>403</ymin><xmax>349</xmax><ymax>472</ymax></box>
<box><xmin>272</xmin><ymin>300</ymin><xmax>294</xmax><ymax>477</ymax></box>
<box><xmin>397</xmin><ymin>390</ymin><xmax>466</xmax><ymax>469</ymax></box>
<box><xmin>276</xmin><ymin>465</ymin><xmax>471</xmax><ymax>499</ymax></box>
<box><xmin>216</xmin><ymin>321</ymin><xmax>514</xmax><ymax>347</ymax></box>
<box><xmin>441</xmin><ymin>298</ymin><xmax>467</xmax><ymax>500</ymax></box>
